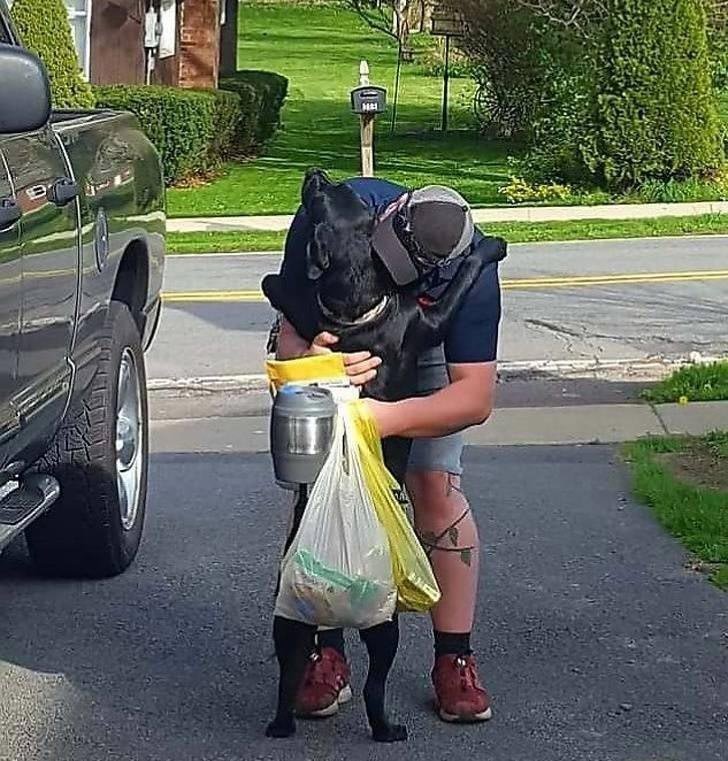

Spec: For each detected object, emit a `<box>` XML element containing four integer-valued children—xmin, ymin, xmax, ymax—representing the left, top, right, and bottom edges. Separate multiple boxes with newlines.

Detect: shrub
<box><xmin>590</xmin><ymin>0</ymin><xmax>724</xmax><ymax>188</ymax></box>
<box><xmin>516</xmin><ymin>61</ymin><xmax>599</xmax><ymax>186</ymax></box>
<box><xmin>515</xmin><ymin>0</ymin><xmax>725</xmax><ymax>191</ymax></box>
<box><xmin>11</xmin><ymin>0</ymin><xmax>95</xmax><ymax>109</ymax></box>
<box><xmin>93</xmin><ymin>86</ymin><xmax>241</xmax><ymax>185</ymax></box>
<box><xmin>707</xmin><ymin>1</ymin><xmax>728</xmax><ymax>90</ymax></box>
<box><xmin>448</xmin><ymin>0</ymin><xmax>554</xmax><ymax>137</ymax></box>
<box><xmin>221</xmin><ymin>70</ymin><xmax>288</xmax><ymax>145</ymax></box>
<box><xmin>93</xmin><ymin>71</ymin><xmax>287</xmax><ymax>185</ymax></box>
<box><xmin>500</xmin><ymin>177</ymin><xmax>574</xmax><ymax>205</ymax></box>
<box><xmin>217</xmin><ymin>78</ymin><xmax>260</xmax><ymax>153</ymax></box>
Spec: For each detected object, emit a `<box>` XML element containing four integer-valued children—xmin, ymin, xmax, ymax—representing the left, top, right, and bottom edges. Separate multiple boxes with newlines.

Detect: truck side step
<box><xmin>0</xmin><ymin>475</ymin><xmax>60</xmax><ymax>551</ymax></box>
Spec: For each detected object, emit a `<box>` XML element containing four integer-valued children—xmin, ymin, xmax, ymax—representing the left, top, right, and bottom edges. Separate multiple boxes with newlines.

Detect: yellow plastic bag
<box><xmin>347</xmin><ymin>400</ymin><xmax>441</xmax><ymax>613</ymax></box>
<box><xmin>265</xmin><ymin>353</ymin><xmax>349</xmax><ymax>394</ymax></box>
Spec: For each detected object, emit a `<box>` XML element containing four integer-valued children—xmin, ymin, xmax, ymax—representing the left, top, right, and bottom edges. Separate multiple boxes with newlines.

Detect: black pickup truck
<box><xmin>0</xmin><ymin>5</ymin><xmax>165</xmax><ymax>577</ymax></box>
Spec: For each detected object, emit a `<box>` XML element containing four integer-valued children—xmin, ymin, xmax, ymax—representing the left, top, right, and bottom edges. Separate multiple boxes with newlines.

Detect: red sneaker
<box><xmin>295</xmin><ymin>647</ymin><xmax>352</xmax><ymax>718</ymax></box>
<box><xmin>432</xmin><ymin>654</ymin><xmax>492</xmax><ymax>723</ymax></box>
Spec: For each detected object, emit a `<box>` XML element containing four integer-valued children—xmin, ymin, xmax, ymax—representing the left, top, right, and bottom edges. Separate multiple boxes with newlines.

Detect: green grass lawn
<box><xmin>625</xmin><ymin>433</ymin><xmax>728</xmax><ymax>590</ymax></box>
<box><xmin>166</xmin><ymin>5</ymin><xmax>728</xmax><ymax>219</ymax></box>
<box><xmin>642</xmin><ymin>361</ymin><xmax>728</xmax><ymax>404</ymax></box>
<box><xmin>167</xmin><ymin>212</ymin><xmax>728</xmax><ymax>253</ymax></box>
<box><xmin>166</xmin><ymin>1</ymin><xmax>515</xmax><ymax>217</ymax></box>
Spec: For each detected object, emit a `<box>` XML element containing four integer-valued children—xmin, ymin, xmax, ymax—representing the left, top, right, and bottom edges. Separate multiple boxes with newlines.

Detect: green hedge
<box><xmin>216</xmin><ymin>77</ymin><xmax>259</xmax><ymax>152</ymax></box>
<box><xmin>220</xmin><ymin>70</ymin><xmax>289</xmax><ymax>146</ymax></box>
<box><xmin>517</xmin><ymin>0</ymin><xmax>724</xmax><ymax>190</ymax></box>
<box><xmin>11</xmin><ymin>0</ymin><xmax>95</xmax><ymax>109</ymax></box>
<box><xmin>93</xmin><ymin>86</ymin><xmax>240</xmax><ymax>185</ymax></box>
<box><xmin>590</xmin><ymin>0</ymin><xmax>724</xmax><ymax>188</ymax></box>
<box><xmin>93</xmin><ymin>71</ymin><xmax>287</xmax><ymax>186</ymax></box>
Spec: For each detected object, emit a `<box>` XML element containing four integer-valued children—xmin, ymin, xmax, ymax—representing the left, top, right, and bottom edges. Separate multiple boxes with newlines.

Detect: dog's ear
<box><xmin>361</xmin><ymin>209</ymin><xmax>377</xmax><ymax>235</ymax></box>
<box><xmin>307</xmin><ymin>224</ymin><xmax>333</xmax><ymax>280</ymax></box>
<box><xmin>302</xmin><ymin>168</ymin><xmax>331</xmax><ymax>211</ymax></box>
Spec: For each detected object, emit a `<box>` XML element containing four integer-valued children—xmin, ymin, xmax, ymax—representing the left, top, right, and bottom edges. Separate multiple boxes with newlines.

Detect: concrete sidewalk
<box><xmin>167</xmin><ymin>200</ymin><xmax>728</xmax><ymax>234</ymax></box>
<box><xmin>149</xmin><ymin>400</ymin><xmax>728</xmax><ymax>453</ymax></box>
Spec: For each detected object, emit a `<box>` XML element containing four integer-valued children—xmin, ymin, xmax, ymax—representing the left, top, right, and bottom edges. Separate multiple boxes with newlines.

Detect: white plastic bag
<box><xmin>274</xmin><ymin>405</ymin><xmax>397</xmax><ymax>629</ymax></box>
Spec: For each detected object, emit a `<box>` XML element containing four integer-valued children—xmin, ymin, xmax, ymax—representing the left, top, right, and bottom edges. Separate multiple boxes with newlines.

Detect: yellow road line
<box><xmin>162</xmin><ymin>269</ymin><xmax>728</xmax><ymax>303</ymax></box>
<box><xmin>164</xmin><ymin>291</ymin><xmax>265</xmax><ymax>303</ymax></box>
<box><xmin>500</xmin><ymin>269</ymin><xmax>728</xmax><ymax>288</ymax></box>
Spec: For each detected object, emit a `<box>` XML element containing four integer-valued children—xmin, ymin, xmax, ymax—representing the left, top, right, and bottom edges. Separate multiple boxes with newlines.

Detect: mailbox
<box><xmin>350</xmin><ymin>85</ymin><xmax>387</xmax><ymax>116</ymax></box>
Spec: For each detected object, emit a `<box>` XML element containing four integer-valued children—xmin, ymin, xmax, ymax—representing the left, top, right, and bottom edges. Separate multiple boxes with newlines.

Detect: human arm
<box><xmin>365</xmin><ymin>361</ymin><xmax>496</xmax><ymax>439</ymax></box>
<box><xmin>369</xmin><ymin>252</ymin><xmax>502</xmax><ymax>439</ymax></box>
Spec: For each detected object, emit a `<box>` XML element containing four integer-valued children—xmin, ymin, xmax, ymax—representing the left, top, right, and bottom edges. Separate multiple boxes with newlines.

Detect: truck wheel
<box><xmin>26</xmin><ymin>300</ymin><xmax>149</xmax><ymax>578</ymax></box>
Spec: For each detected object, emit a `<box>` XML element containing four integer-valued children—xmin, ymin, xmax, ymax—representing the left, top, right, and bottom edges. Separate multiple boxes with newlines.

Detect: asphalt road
<box><xmin>149</xmin><ymin>236</ymin><xmax>728</xmax><ymax>380</ymax></box>
<box><xmin>1</xmin><ymin>440</ymin><xmax>726</xmax><ymax>761</ymax></box>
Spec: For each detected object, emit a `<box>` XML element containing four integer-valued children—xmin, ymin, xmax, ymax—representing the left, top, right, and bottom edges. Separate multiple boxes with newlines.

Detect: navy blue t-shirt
<box><xmin>279</xmin><ymin>177</ymin><xmax>503</xmax><ymax>364</ymax></box>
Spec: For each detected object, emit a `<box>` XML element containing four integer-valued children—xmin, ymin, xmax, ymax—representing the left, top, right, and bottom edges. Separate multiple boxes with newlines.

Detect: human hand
<box><xmin>306</xmin><ymin>331</ymin><xmax>382</xmax><ymax>387</ymax></box>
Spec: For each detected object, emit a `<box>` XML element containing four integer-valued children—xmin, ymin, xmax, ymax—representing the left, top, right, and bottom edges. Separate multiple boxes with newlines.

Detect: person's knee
<box><xmin>406</xmin><ymin>470</ymin><xmax>464</xmax><ymax>522</ymax></box>
<box><xmin>407</xmin><ymin>469</ymin><xmax>450</xmax><ymax>496</ymax></box>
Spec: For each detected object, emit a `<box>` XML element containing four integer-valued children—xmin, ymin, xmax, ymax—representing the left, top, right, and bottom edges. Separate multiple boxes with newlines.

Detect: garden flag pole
<box><xmin>430</xmin><ymin>5</ymin><xmax>466</xmax><ymax>134</ymax></box>
<box><xmin>442</xmin><ymin>34</ymin><xmax>451</xmax><ymax>133</ymax></box>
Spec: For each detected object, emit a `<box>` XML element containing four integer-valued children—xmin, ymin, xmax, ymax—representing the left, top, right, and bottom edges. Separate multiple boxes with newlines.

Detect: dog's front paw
<box><xmin>266</xmin><ymin>717</ymin><xmax>296</xmax><ymax>739</ymax></box>
<box><xmin>372</xmin><ymin>722</ymin><xmax>408</xmax><ymax>743</ymax></box>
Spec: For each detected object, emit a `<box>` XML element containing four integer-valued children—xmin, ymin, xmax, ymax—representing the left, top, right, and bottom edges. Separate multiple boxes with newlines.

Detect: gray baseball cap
<box><xmin>372</xmin><ymin>185</ymin><xmax>475</xmax><ymax>285</ymax></box>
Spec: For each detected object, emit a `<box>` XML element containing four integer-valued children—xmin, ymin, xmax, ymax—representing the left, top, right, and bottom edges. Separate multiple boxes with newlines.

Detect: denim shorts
<box><xmin>407</xmin><ymin>345</ymin><xmax>464</xmax><ymax>477</ymax></box>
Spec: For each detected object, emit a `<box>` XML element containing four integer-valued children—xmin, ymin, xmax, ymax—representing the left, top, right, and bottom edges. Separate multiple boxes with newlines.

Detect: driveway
<box><xmin>1</xmin><ymin>437</ymin><xmax>725</xmax><ymax>761</ymax></box>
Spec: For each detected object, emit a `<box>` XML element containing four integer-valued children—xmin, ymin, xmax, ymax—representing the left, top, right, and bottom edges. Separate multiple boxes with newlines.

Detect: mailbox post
<box><xmin>350</xmin><ymin>61</ymin><xmax>387</xmax><ymax>177</ymax></box>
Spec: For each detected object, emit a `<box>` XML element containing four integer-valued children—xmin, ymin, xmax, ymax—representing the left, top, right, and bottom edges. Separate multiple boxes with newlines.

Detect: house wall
<box><xmin>153</xmin><ymin>0</ymin><xmax>182</xmax><ymax>86</ymax></box>
<box><xmin>178</xmin><ymin>0</ymin><xmax>220</xmax><ymax>89</ymax></box>
<box><xmin>89</xmin><ymin>0</ymin><xmax>145</xmax><ymax>85</ymax></box>
<box><xmin>86</xmin><ymin>0</ymin><xmax>222</xmax><ymax>89</ymax></box>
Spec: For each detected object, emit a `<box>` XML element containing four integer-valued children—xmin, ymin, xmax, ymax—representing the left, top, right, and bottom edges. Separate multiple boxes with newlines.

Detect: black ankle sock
<box><xmin>318</xmin><ymin>628</ymin><xmax>346</xmax><ymax>657</ymax></box>
<box><xmin>434</xmin><ymin>630</ymin><xmax>471</xmax><ymax>657</ymax></box>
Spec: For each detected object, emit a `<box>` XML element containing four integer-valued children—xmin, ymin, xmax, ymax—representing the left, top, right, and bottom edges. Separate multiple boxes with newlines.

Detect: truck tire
<box><xmin>26</xmin><ymin>300</ymin><xmax>149</xmax><ymax>578</ymax></box>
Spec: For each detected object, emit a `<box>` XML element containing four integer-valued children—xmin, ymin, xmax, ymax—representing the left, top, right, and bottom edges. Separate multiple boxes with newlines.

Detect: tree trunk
<box><xmin>406</xmin><ymin>0</ymin><xmax>432</xmax><ymax>33</ymax></box>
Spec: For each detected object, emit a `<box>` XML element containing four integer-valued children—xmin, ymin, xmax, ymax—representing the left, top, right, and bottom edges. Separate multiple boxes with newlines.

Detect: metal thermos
<box><xmin>270</xmin><ymin>384</ymin><xmax>337</xmax><ymax>486</ymax></box>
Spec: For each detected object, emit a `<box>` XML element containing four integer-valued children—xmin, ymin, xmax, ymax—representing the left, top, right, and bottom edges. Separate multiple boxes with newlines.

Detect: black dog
<box><xmin>261</xmin><ymin>169</ymin><xmax>506</xmax><ymax>742</ymax></box>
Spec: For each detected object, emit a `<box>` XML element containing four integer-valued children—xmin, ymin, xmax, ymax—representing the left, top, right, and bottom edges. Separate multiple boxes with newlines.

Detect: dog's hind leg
<box><xmin>360</xmin><ymin>618</ymin><xmax>407</xmax><ymax>743</ymax></box>
<box><xmin>266</xmin><ymin>616</ymin><xmax>317</xmax><ymax>738</ymax></box>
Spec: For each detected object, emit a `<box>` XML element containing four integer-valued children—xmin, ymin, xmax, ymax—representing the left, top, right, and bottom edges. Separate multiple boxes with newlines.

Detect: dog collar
<box><xmin>317</xmin><ymin>293</ymin><xmax>392</xmax><ymax>327</ymax></box>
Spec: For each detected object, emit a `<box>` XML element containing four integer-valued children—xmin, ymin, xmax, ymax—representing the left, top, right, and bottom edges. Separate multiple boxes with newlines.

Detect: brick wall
<box><xmin>178</xmin><ymin>0</ymin><xmax>221</xmax><ymax>89</ymax></box>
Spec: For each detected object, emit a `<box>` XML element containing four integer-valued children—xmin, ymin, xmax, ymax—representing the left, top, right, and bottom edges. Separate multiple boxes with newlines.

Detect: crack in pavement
<box><xmin>524</xmin><ymin>318</ymin><xmax>607</xmax><ymax>362</ymax></box>
<box><xmin>524</xmin><ymin>317</ymin><xmax>718</xmax><ymax>358</ymax></box>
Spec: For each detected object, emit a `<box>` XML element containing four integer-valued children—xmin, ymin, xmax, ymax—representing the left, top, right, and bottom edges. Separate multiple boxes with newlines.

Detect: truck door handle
<box><xmin>0</xmin><ymin>197</ymin><xmax>21</xmax><ymax>229</ymax></box>
<box><xmin>48</xmin><ymin>177</ymin><xmax>79</xmax><ymax>207</ymax></box>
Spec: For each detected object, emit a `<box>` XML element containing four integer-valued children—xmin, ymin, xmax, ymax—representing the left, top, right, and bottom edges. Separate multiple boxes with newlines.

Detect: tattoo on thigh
<box><xmin>445</xmin><ymin>474</ymin><xmax>465</xmax><ymax>499</ymax></box>
<box><xmin>418</xmin><ymin>507</ymin><xmax>475</xmax><ymax>567</ymax></box>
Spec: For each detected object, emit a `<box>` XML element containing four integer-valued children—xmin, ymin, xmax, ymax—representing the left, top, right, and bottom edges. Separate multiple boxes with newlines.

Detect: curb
<box><xmin>147</xmin><ymin>354</ymin><xmax>727</xmax><ymax>395</ymax></box>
